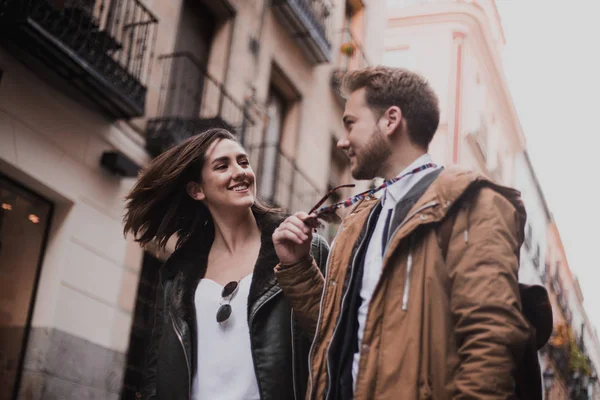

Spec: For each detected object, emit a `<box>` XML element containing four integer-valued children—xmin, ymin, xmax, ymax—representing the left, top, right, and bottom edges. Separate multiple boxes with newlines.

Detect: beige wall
<box><xmin>0</xmin><ymin>0</ymin><xmax>386</xmax><ymax>356</ymax></box>
<box><xmin>0</xmin><ymin>48</ymin><xmax>146</xmax><ymax>353</ymax></box>
<box><xmin>384</xmin><ymin>1</ymin><xmax>525</xmax><ymax>183</ymax></box>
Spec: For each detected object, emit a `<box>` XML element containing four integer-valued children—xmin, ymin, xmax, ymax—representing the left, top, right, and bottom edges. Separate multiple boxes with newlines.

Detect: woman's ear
<box><xmin>187</xmin><ymin>181</ymin><xmax>205</xmax><ymax>201</ymax></box>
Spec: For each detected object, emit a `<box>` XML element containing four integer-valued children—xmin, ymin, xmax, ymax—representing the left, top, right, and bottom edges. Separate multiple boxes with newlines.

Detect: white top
<box><xmin>191</xmin><ymin>274</ymin><xmax>260</xmax><ymax>400</ymax></box>
<box><xmin>352</xmin><ymin>154</ymin><xmax>441</xmax><ymax>387</ymax></box>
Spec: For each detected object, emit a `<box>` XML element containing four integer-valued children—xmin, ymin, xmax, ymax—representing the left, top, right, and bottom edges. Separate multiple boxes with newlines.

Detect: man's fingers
<box><xmin>293</xmin><ymin>211</ymin><xmax>311</xmax><ymax>221</ymax></box>
<box><xmin>277</xmin><ymin>229</ymin><xmax>304</xmax><ymax>245</ymax></box>
<box><xmin>284</xmin><ymin>215</ymin><xmax>312</xmax><ymax>234</ymax></box>
<box><xmin>279</xmin><ymin>222</ymin><xmax>309</xmax><ymax>241</ymax></box>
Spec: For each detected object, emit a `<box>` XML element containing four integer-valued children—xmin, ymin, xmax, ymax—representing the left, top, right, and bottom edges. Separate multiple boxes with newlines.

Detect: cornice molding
<box><xmin>388</xmin><ymin>2</ymin><xmax>526</xmax><ymax>150</ymax></box>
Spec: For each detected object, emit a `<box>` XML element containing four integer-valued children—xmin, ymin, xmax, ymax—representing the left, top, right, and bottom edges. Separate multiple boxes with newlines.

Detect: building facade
<box><xmin>384</xmin><ymin>1</ymin><xmax>600</xmax><ymax>399</ymax></box>
<box><xmin>384</xmin><ymin>0</ymin><xmax>525</xmax><ymax>183</ymax></box>
<box><xmin>514</xmin><ymin>151</ymin><xmax>550</xmax><ymax>288</ymax></box>
<box><xmin>543</xmin><ymin>223</ymin><xmax>600</xmax><ymax>399</ymax></box>
<box><xmin>0</xmin><ymin>0</ymin><xmax>384</xmax><ymax>398</ymax></box>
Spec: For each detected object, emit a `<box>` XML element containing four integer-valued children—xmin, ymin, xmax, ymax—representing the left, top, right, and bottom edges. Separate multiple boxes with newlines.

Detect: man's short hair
<box><xmin>341</xmin><ymin>66</ymin><xmax>440</xmax><ymax>149</ymax></box>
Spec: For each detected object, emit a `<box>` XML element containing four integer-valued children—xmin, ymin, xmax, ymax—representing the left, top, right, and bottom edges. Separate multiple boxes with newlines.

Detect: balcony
<box><xmin>532</xmin><ymin>244</ymin><xmax>540</xmax><ymax>269</ymax></box>
<box><xmin>146</xmin><ymin>52</ymin><xmax>251</xmax><ymax>157</ymax></box>
<box><xmin>548</xmin><ymin>342</ymin><xmax>571</xmax><ymax>384</ymax></box>
<box><xmin>330</xmin><ymin>27</ymin><xmax>369</xmax><ymax>106</ymax></box>
<box><xmin>551</xmin><ymin>273</ymin><xmax>563</xmax><ymax>296</ymax></box>
<box><xmin>271</xmin><ymin>0</ymin><xmax>333</xmax><ymax>64</ymax></box>
<box><xmin>524</xmin><ymin>223</ymin><xmax>532</xmax><ymax>250</ymax></box>
<box><xmin>0</xmin><ymin>0</ymin><xmax>158</xmax><ymax>118</ymax></box>
<box><xmin>245</xmin><ymin>143</ymin><xmax>321</xmax><ymax>212</ymax></box>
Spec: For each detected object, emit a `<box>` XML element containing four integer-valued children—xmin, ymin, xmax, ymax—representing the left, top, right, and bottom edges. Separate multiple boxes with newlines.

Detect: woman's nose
<box><xmin>232</xmin><ymin>165</ymin><xmax>247</xmax><ymax>180</ymax></box>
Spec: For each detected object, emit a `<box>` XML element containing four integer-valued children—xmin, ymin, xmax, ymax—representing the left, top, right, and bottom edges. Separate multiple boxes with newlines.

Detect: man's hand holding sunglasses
<box><xmin>272</xmin><ymin>212</ymin><xmax>316</xmax><ymax>267</ymax></box>
<box><xmin>273</xmin><ymin>184</ymin><xmax>355</xmax><ymax>266</ymax></box>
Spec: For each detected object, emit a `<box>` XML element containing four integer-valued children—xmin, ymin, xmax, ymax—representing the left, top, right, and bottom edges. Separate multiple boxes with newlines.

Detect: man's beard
<box><xmin>351</xmin><ymin>126</ymin><xmax>391</xmax><ymax>180</ymax></box>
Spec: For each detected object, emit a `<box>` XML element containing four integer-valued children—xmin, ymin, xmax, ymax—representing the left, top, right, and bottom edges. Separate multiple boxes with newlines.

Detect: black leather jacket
<box><xmin>141</xmin><ymin>214</ymin><xmax>329</xmax><ymax>400</ymax></box>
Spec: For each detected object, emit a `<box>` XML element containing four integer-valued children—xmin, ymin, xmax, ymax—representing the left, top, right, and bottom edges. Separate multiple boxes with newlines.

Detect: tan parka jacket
<box><xmin>276</xmin><ymin>167</ymin><xmax>534</xmax><ymax>400</ymax></box>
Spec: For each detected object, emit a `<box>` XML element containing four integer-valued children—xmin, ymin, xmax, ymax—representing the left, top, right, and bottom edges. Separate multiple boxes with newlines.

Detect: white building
<box><xmin>513</xmin><ymin>151</ymin><xmax>551</xmax><ymax>287</ymax></box>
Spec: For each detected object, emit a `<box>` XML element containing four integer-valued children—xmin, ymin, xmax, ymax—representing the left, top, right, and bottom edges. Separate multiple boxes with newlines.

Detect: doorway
<box><xmin>0</xmin><ymin>173</ymin><xmax>53</xmax><ymax>400</ymax></box>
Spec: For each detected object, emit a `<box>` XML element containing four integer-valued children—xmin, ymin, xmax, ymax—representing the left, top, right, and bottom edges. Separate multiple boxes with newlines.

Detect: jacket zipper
<box><xmin>320</xmin><ymin>200</ymin><xmax>439</xmax><ymax>398</ymax></box>
<box><xmin>402</xmin><ymin>246</ymin><xmax>413</xmax><ymax>310</ymax></box>
<box><xmin>382</xmin><ymin>201</ymin><xmax>438</xmax><ymax>311</ymax></box>
<box><xmin>248</xmin><ymin>287</ymin><xmax>282</xmax><ymax>398</ymax></box>
<box><xmin>290</xmin><ymin>309</ymin><xmax>298</xmax><ymax>400</ymax></box>
<box><xmin>170</xmin><ymin>309</ymin><xmax>191</xmax><ymax>400</ymax></box>
<box><xmin>323</xmin><ymin>207</ymin><xmax>380</xmax><ymax>400</ymax></box>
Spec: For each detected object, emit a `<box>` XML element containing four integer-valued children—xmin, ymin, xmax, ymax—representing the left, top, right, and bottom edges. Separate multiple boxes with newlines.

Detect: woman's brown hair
<box><xmin>123</xmin><ymin>128</ymin><xmax>282</xmax><ymax>249</ymax></box>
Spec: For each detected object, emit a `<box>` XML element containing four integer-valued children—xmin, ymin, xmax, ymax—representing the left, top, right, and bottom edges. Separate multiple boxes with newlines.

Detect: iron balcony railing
<box><xmin>335</xmin><ymin>27</ymin><xmax>369</xmax><ymax>73</ymax></box>
<box><xmin>146</xmin><ymin>52</ymin><xmax>252</xmax><ymax>157</ymax></box>
<box><xmin>0</xmin><ymin>0</ymin><xmax>158</xmax><ymax>118</ymax></box>
<box><xmin>331</xmin><ymin>27</ymin><xmax>369</xmax><ymax>104</ymax></box>
<box><xmin>244</xmin><ymin>142</ymin><xmax>321</xmax><ymax>213</ymax></box>
<box><xmin>271</xmin><ymin>0</ymin><xmax>334</xmax><ymax>64</ymax></box>
<box><xmin>548</xmin><ymin>342</ymin><xmax>570</xmax><ymax>384</ymax></box>
<box><xmin>532</xmin><ymin>244</ymin><xmax>541</xmax><ymax>269</ymax></box>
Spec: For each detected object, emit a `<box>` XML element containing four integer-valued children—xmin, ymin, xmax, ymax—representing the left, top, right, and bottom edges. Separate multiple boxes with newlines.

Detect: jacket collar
<box><xmin>160</xmin><ymin>212</ymin><xmax>286</xmax><ymax>326</ymax></box>
<box><xmin>347</xmin><ymin>166</ymin><xmax>526</xmax><ymax>240</ymax></box>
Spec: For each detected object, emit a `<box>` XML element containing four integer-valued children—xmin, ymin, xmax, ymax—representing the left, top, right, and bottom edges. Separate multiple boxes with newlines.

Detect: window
<box><xmin>259</xmin><ymin>89</ymin><xmax>287</xmax><ymax>203</ymax></box>
<box><xmin>524</xmin><ymin>223</ymin><xmax>533</xmax><ymax>250</ymax></box>
<box><xmin>163</xmin><ymin>0</ymin><xmax>217</xmax><ymax>119</ymax></box>
<box><xmin>532</xmin><ymin>244</ymin><xmax>540</xmax><ymax>269</ymax></box>
<box><xmin>325</xmin><ymin>136</ymin><xmax>352</xmax><ymax>241</ymax></box>
<box><xmin>0</xmin><ymin>174</ymin><xmax>53</xmax><ymax>400</ymax></box>
<box><xmin>255</xmin><ymin>64</ymin><xmax>301</xmax><ymax>208</ymax></box>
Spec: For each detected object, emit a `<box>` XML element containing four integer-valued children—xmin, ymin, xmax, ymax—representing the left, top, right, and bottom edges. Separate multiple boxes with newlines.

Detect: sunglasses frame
<box><xmin>216</xmin><ymin>280</ymin><xmax>240</xmax><ymax>323</ymax></box>
<box><xmin>308</xmin><ymin>184</ymin><xmax>355</xmax><ymax>215</ymax></box>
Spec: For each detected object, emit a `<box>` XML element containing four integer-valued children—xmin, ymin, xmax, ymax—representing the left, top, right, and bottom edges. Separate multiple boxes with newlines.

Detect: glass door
<box><xmin>0</xmin><ymin>173</ymin><xmax>53</xmax><ymax>400</ymax></box>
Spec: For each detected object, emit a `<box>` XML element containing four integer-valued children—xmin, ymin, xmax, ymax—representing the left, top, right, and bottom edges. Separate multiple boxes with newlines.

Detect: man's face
<box><xmin>339</xmin><ymin>88</ymin><xmax>391</xmax><ymax>180</ymax></box>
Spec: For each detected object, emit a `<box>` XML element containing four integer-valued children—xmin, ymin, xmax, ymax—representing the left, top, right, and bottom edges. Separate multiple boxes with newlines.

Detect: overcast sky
<box><xmin>495</xmin><ymin>1</ymin><xmax>600</xmax><ymax>332</ymax></box>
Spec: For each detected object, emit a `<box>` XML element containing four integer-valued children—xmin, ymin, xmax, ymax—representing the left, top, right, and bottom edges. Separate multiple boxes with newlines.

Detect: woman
<box><xmin>123</xmin><ymin>128</ymin><xmax>329</xmax><ymax>400</ymax></box>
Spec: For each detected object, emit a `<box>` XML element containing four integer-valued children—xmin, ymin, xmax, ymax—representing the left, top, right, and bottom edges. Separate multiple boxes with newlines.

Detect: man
<box><xmin>272</xmin><ymin>66</ymin><xmax>536</xmax><ymax>399</ymax></box>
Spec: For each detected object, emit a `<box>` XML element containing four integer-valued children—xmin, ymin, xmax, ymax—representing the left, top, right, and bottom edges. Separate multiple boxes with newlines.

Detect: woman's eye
<box><xmin>240</xmin><ymin>160</ymin><xmax>250</xmax><ymax>167</ymax></box>
<box><xmin>216</xmin><ymin>165</ymin><xmax>227</xmax><ymax>170</ymax></box>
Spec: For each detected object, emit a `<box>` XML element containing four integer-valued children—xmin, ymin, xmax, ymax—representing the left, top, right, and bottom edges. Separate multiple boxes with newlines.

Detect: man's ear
<box><xmin>381</xmin><ymin>106</ymin><xmax>403</xmax><ymax>137</ymax></box>
<box><xmin>186</xmin><ymin>181</ymin><xmax>205</xmax><ymax>201</ymax></box>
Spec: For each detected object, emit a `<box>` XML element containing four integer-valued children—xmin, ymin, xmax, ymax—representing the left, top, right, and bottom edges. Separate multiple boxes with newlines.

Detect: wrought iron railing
<box><xmin>294</xmin><ymin>0</ymin><xmax>334</xmax><ymax>45</ymax></box>
<box><xmin>541</xmin><ymin>260</ymin><xmax>551</xmax><ymax>284</ymax></box>
<box><xmin>331</xmin><ymin>27</ymin><xmax>369</xmax><ymax>102</ymax></box>
<box><xmin>552</xmin><ymin>273</ymin><xmax>563</xmax><ymax>296</ymax></box>
<box><xmin>524</xmin><ymin>223</ymin><xmax>533</xmax><ymax>250</ymax></box>
<box><xmin>532</xmin><ymin>244</ymin><xmax>540</xmax><ymax>269</ymax></box>
<box><xmin>0</xmin><ymin>0</ymin><xmax>158</xmax><ymax>117</ymax></box>
<box><xmin>336</xmin><ymin>27</ymin><xmax>369</xmax><ymax>73</ymax></box>
<box><xmin>146</xmin><ymin>52</ymin><xmax>252</xmax><ymax>156</ymax></box>
<box><xmin>548</xmin><ymin>342</ymin><xmax>571</xmax><ymax>384</ymax></box>
<box><xmin>271</xmin><ymin>0</ymin><xmax>334</xmax><ymax>64</ymax></box>
<box><xmin>245</xmin><ymin>143</ymin><xmax>321</xmax><ymax>213</ymax></box>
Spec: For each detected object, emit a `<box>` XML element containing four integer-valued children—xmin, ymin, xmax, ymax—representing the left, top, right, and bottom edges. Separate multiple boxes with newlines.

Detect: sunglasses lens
<box><xmin>221</xmin><ymin>281</ymin><xmax>238</xmax><ymax>298</ymax></box>
<box><xmin>216</xmin><ymin>304</ymin><xmax>232</xmax><ymax>323</ymax></box>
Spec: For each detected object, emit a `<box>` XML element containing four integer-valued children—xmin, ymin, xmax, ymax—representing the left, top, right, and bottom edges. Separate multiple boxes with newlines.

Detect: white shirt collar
<box><xmin>384</xmin><ymin>154</ymin><xmax>433</xmax><ymax>205</ymax></box>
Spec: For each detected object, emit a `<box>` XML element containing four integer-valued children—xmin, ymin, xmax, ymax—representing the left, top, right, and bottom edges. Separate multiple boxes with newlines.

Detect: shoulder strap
<box><xmin>439</xmin><ymin>206</ymin><xmax>459</xmax><ymax>261</ymax></box>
